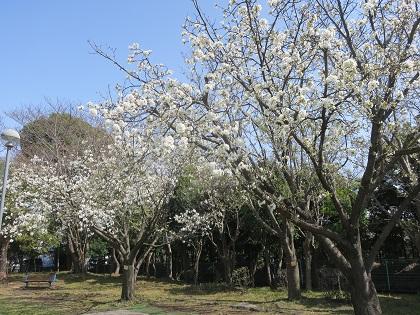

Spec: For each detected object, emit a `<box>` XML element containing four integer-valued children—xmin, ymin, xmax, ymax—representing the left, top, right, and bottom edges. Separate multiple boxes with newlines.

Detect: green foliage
<box><xmin>231</xmin><ymin>267</ymin><xmax>251</xmax><ymax>288</ymax></box>
<box><xmin>321</xmin><ymin>188</ymin><xmax>354</xmax><ymax>217</ymax></box>
<box><xmin>20</xmin><ymin>112</ymin><xmax>107</xmax><ymax>161</ymax></box>
<box><xmin>320</xmin><ymin>183</ymin><xmax>357</xmax><ymax>233</ymax></box>
<box><xmin>88</xmin><ymin>237</ymin><xmax>109</xmax><ymax>258</ymax></box>
<box><xmin>174</xmin><ymin>165</ymin><xmax>205</xmax><ymax>207</ymax></box>
<box><xmin>16</xmin><ymin>231</ymin><xmax>60</xmax><ymax>257</ymax></box>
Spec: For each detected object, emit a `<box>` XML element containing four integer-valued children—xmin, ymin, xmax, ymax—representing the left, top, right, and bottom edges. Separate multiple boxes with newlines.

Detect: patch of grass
<box><xmin>379</xmin><ymin>293</ymin><xmax>420</xmax><ymax>315</ymax></box>
<box><xmin>0</xmin><ymin>272</ymin><xmax>121</xmax><ymax>315</ymax></box>
<box><xmin>133</xmin><ymin>304</ymin><xmax>190</xmax><ymax>315</ymax></box>
<box><xmin>0</xmin><ymin>272</ymin><xmax>419</xmax><ymax>314</ymax></box>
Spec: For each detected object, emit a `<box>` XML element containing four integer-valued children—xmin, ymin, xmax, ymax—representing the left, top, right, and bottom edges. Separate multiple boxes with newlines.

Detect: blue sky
<box><xmin>0</xmin><ymin>0</ymin><xmax>217</xmax><ymax>128</ymax></box>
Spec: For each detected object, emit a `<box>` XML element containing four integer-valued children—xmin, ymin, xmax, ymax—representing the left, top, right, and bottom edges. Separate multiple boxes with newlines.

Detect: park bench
<box><xmin>23</xmin><ymin>272</ymin><xmax>57</xmax><ymax>288</ymax></box>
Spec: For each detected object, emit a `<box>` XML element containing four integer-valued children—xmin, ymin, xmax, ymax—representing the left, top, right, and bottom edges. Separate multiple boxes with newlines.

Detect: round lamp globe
<box><xmin>1</xmin><ymin>129</ymin><xmax>20</xmax><ymax>147</ymax></box>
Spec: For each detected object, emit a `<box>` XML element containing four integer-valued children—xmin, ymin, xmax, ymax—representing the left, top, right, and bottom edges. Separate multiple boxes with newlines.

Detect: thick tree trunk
<box><xmin>318</xmin><ymin>234</ymin><xmax>382</xmax><ymax>314</ymax></box>
<box><xmin>282</xmin><ymin>220</ymin><xmax>301</xmax><ymax>300</ymax></box>
<box><xmin>68</xmin><ymin>235</ymin><xmax>87</xmax><ymax>274</ymax></box>
<box><xmin>303</xmin><ymin>232</ymin><xmax>314</xmax><ymax>290</ymax></box>
<box><xmin>285</xmin><ymin>257</ymin><xmax>301</xmax><ymax>299</ymax></box>
<box><xmin>346</xmin><ymin>241</ymin><xmax>381</xmax><ymax>315</ymax></box>
<box><xmin>222</xmin><ymin>256</ymin><xmax>233</xmax><ymax>285</ymax></box>
<box><xmin>220</xmin><ymin>242</ymin><xmax>234</xmax><ymax>285</ymax></box>
<box><xmin>219</xmin><ymin>231</ymin><xmax>236</xmax><ymax>285</ymax></box>
<box><xmin>121</xmin><ymin>263</ymin><xmax>136</xmax><ymax>301</ymax></box>
<box><xmin>0</xmin><ymin>237</ymin><xmax>10</xmax><ymax>281</ymax></box>
<box><xmin>71</xmin><ymin>256</ymin><xmax>87</xmax><ymax>274</ymax></box>
<box><xmin>349</xmin><ymin>266</ymin><xmax>381</xmax><ymax>315</ymax></box>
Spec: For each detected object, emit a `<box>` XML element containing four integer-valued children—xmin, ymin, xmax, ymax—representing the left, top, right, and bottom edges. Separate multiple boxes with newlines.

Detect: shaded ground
<box><xmin>84</xmin><ymin>311</ymin><xmax>146</xmax><ymax>315</ymax></box>
<box><xmin>0</xmin><ymin>272</ymin><xmax>418</xmax><ymax>314</ymax></box>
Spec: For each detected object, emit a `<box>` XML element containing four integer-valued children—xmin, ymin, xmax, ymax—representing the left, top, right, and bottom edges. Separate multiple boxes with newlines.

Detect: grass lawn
<box><xmin>0</xmin><ymin>272</ymin><xmax>418</xmax><ymax>314</ymax></box>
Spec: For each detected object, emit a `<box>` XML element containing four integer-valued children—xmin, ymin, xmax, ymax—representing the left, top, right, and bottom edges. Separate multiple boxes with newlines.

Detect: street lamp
<box><xmin>0</xmin><ymin>129</ymin><xmax>20</xmax><ymax>230</ymax></box>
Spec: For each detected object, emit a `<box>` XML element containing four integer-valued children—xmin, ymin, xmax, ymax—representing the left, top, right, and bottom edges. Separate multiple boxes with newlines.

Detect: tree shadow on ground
<box><xmin>58</xmin><ymin>272</ymin><xmax>121</xmax><ymax>285</ymax></box>
<box><xmin>22</xmin><ymin>286</ymin><xmax>56</xmax><ymax>290</ymax></box>
<box><xmin>296</xmin><ymin>296</ymin><xmax>353</xmax><ymax>314</ymax></box>
<box><xmin>167</xmin><ymin>283</ymin><xmax>243</xmax><ymax>295</ymax></box>
<box><xmin>378</xmin><ymin>293</ymin><xmax>420</xmax><ymax>315</ymax></box>
<box><xmin>168</xmin><ymin>285</ymin><xmax>354</xmax><ymax>314</ymax></box>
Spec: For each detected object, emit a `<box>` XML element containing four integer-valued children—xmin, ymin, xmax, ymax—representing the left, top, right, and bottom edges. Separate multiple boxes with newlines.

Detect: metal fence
<box><xmin>371</xmin><ymin>259</ymin><xmax>420</xmax><ymax>293</ymax></box>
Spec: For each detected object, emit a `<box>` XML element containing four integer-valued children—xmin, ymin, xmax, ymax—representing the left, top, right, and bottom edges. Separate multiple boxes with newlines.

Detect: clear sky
<box><xmin>0</xmin><ymin>0</ymin><xmax>217</xmax><ymax>128</ymax></box>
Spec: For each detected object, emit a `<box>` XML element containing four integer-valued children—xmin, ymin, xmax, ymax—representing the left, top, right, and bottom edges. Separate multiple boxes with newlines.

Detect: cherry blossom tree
<box><xmin>10</xmin><ymin>109</ymin><xmax>109</xmax><ymax>274</ymax></box>
<box><xmin>0</xmin><ymin>163</ymin><xmax>52</xmax><ymax>280</ymax></box>
<box><xmin>175</xmin><ymin>208</ymin><xmax>213</xmax><ymax>284</ymax></box>
<box><xmin>185</xmin><ymin>1</ymin><xmax>419</xmax><ymax>312</ymax></box>
<box><xmin>22</xmin><ymin>129</ymin><xmax>188</xmax><ymax>300</ymax></box>
<box><xmin>173</xmin><ymin>162</ymin><xmax>245</xmax><ymax>285</ymax></box>
<box><xmin>14</xmin><ymin>154</ymin><xmax>95</xmax><ymax>274</ymax></box>
<box><xmin>91</xmin><ymin>0</ymin><xmax>419</xmax><ymax>313</ymax></box>
<box><xmin>84</xmin><ymin>138</ymin><xmax>186</xmax><ymax>300</ymax></box>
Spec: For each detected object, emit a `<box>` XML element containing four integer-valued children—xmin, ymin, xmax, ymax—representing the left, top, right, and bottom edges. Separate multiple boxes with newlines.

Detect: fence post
<box><xmin>385</xmin><ymin>260</ymin><xmax>391</xmax><ymax>294</ymax></box>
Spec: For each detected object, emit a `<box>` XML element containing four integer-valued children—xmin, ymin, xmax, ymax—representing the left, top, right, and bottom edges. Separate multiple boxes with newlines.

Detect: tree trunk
<box><xmin>285</xmin><ymin>257</ymin><xmax>301</xmax><ymax>299</ymax></box>
<box><xmin>65</xmin><ymin>244</ymin><xmax>72</xmax><ymax>271</ymax></box>
<box><xmin>151</xmin><ymin>253</ymin><xmax>156</xmax><ymax>277</ymax></box>
<box><xmin>312</xmin><ymin>246</ymin><xmax>320</xmax><ymax>290</ymax></box>
<box><xmin>56</xmin><ymin>246</ymin><xmax>60</xmax><ymax>272</ymax></box>
<box><xmin>282</xmin><ymin>220</ymin><xmax>301</xmax><ymax>300</ymax></box>
<box><xmin>248</xmin><ymin>257</ymin><xmax>258</xmax><ymax>287</ymax></box>
<box><xmin>68</xmin><ymin>235</ymin><xmax>87</xmax><ymax>274</ymax></box>
<box><xmin>303</xmin><ymin>232</ymin><xmax>313</xmax><ymax>290</ymax></box>
<box><xmin>166</xmin><ymin>234</ymin><xmax>173</xmax><ymax>280</ymax></box>
<box><xmin>264</xmin><ymin>248</ymin><xmax>273</xmax><ymax>288</ymax></box>
<box><xmin>0</xmin><ymin>237</ymin><xmax>9</xmax><ymax>281</ymax></box>
<box><xmin>121</xmin><ymin>263</ymin><xmax>136</xmax><ymax>301</ymax></box>
<box><xmin>145</xmin><ymin>252</ymin><xmax>153</xmax><ymax>278</ymax></box>
<box><xmin>221</xmin><ymin>244</ymin><xmax>230</xmax><ymax>285</ymax></box>
<box><xmin>274</xmin><ymin>246</ymin><xmax>283</xmax><ymax>287</ymax></box>
<box><xmin>348</xmin><ymin>264</ymin><xmax>381</xmax><ymax>315</ymax></box>
<box><xmin>345</xmin><ymin>241</ymin><xmax>381</xmax><ymax>315</ymax></box>
<box><xmin>218</xmin><ymin>231</ymin><xmax>236</xmax><ymax>285</ymax></box>
<box><xmin>112</xmin><ymin>248</ymin><xmax>120</xmax><ymax>276</ymax></box>
<box><xmin>193</xmin><ymin>240</ymin><xmax>203</xmax><ymax>285</ymax></box>
<box><xmin>222</xmin><ymin>255</ymin><xmax>233</xmax><ymax>285</ymax></box>
<box><xmin>70</xmin><ymin>254</ymin><xmax>87</xmax><ymax>274</ymax></box>
<box><xmin>415</xmin><ymin>233</ymin><xmax>420</xmax><ymax>257</ymax></box>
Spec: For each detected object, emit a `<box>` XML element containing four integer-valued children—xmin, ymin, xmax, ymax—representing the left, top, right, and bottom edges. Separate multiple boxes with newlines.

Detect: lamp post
<box><xmin>0</xmin><ymin>129</ymin><xmax>20</xmax><ymax>231</ymax></box>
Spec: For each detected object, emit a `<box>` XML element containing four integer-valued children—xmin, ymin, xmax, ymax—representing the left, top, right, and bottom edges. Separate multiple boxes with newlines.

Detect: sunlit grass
<box><xmin>0</xmin><ymin>272</ymin><xmax>418</xmax><ymax>314</ymax></box>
